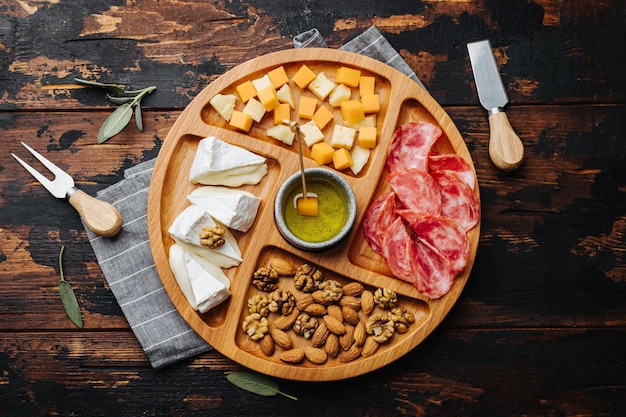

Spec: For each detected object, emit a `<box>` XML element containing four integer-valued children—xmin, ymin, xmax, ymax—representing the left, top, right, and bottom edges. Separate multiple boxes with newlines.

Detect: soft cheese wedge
<box><xmin>169</xmin><ymin>205</ymin><xmax>242</xmax><ymax>268</ymax></box>
<box><xmin>169</xmin><ymin>244</ymin><xmax>230</xmax><ymax>313</ymax></box>
<box><xmin>189</xmin><ymin>136</ymin><xmax>268</xmax><ymax>187</ymax></box>
<box><xmin>187</xmin><ymin>186</ymin><xmax>261</xmax><ymax>233</ymax></box>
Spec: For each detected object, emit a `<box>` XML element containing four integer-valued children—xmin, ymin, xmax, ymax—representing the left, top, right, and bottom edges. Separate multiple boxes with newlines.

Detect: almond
<box><xmin>304</xmin><ymin>303</ymin><xmax>327</xmax><ymax>316</ymax></box>
<box><xmin>327</xmin><ymin>304</ymin><xmax>343</xmax><ymax>322</ymax></box>
<box><xmin>296</xmin><ymin>294</ymin><xmax>315</xmax><ymax>310</ymax></box>
<box><xmin>354</xmin><ymin>321</ymin><xmax>367</xmax><ymax>347</ymax></box>
<box><xmin>310</xmin><ymin>322</ymin><xmax>330</xmax><ymax>347</ymax></box>
<box><xmin>342</xmin><ymin>282</ymin><xmax>364</xmax><ymax>297</ymax></box>
<box><xmin>312</xmin><ymin>290</ymin><xmax>332</xmax><ymax>305</ymax></box>
<box><xmin>339</xmin><ymin>344</ymin><xmax>362</xmax><ymax>363</ymax></box>
<box><xmin>324</xmin><ymin>333</ymin><xmax>340</xmax><ymax>357</ymax></box>
<box><xmin>342</xmin><ymin>306</ymin><xmax>360</xmax><ymax>326</ymax></box>
<box><xmin>339</xmin><ymin>295</ymin><xmax>361</xmax><ymax>311</ymax></box>
<box><xmin>280</xmin><ymin>348</ymin><xmax>305</xmax><ymax>364</ymax></box>
<box><xmin>270</xmin><ymin>328</ymin><xmax>293</xmax><ymax>350</ymax></box>
<box><xmin>269</xmin><ymin>258</ymin><xmax>295</xmax><ymax>276</ymax></box>
<box><xmin>259</xmin><ymin>334</ymin><xmax>275</xmax><ymax>356</ymax></box>
<box><xmin>340</xmin><ymin>325</ymin><xmax>355</xmax><ymax>351</ymax></box>
<box><xmin>360</xmin><ymin>290</ymin><xmax>375</xmax><ymax>314</ymax></box>
<box><xmin>274</xmin><ymin>308</ymin><xmax>299</xmax><ymax>330</ymax></box>
<box><xmin>361</xmin><ymin>336</ymin><xmax>379</xmax><ymax>358</ymax></box>
<box><xmin>323</xmin><ymin>315</ymin><xmax>346</xmax><ymax>335</ymax></box>
<box><xmin>303</xmin><ymin>347</ymin><xmax>328</xmax><ymax>365</ymax></box>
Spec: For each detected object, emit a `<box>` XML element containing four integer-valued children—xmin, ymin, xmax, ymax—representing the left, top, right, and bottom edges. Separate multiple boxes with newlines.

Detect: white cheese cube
<box><xmin>252</xmin><ymin>74</ymin><xmax>273</xmax><ymax>92</ymax></box>
<box><xmin>308</xmin><ymin>72</ymin><xmax>336</xmax><ymax>101</ymax></box>
<box><xmin>209</xmin><ymin>94</ymin><xmax>237</xmax><ymax>121</ymax></box>
<box><xmin>299</xmin><ymin>121</ymin><xmax>325</xmax><ymax>147</ymax></box>
<box><xmin>276</xmin><ymin>84</ymin><xmax>296</xmax><ymax>109</ymax></box>
<box><xmin>242</xmin><ymin>97</ymin><xmax>266</xmax><ymax>123</ymax></box>
<box><xmin>350</xmin><ymin>145</ymin><xmax>371</xmax><ymax>175</ymax></box>
<box><xmin>328</xmin><ymin>84</ymin><xmax>351</xmax><ymax>107</ymax></box>
<box><xmin>330</xmin><ymin>125</ymin><xmax>357</xmax><ymax>149</ymax></box>
<box><xmin>188</xmin><ymin>186</ymin><xmax>261</xmax><ymax>233</ymax></box>
<box><xmin>345</xmin><ymin>114</ymin><xmax>376</xmax><ymax>130</ymax></box>
<box><xmin>266</xmin><ymin>124</ymin><xmax>295</xmax><ymax>145</ymax></box>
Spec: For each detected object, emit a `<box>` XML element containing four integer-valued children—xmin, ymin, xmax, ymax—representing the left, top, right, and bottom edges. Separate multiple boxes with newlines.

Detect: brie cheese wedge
<box><xmin>169</xmin><ymin>205</ymin><xmax>242</xmax><ymax>268</ymax></box>
<box><xmin>188</xmin><ymin>186</ymin><xmax>261</xmax><ymax>233</ymax></box>
<box><xmin>189</xmin><ymin>136</ymin><xmax>268</xmax><ymax>187</ymax></box>
<box><xmin>169</xmin><ymin>244</ymin><xmax>230</xmax><ymax>313</ymax></box>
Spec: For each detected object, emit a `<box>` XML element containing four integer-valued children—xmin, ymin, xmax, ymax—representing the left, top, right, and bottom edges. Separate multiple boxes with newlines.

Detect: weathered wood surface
<box><xmin>1</xmin><ymin>0</ymin><xmax>625</xmax><ymax>415</ymax></box>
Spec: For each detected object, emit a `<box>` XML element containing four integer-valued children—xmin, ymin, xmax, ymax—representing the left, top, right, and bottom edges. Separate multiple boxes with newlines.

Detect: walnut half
<box><xmin>199</xmin><ymin>225</ymin><xmax>226</xmax><ymax>249</ymax></box>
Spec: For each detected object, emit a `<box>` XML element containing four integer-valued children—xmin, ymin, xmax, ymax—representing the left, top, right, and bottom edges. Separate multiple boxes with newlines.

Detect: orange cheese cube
<box><xmin>297</xmin><ymin>196</ymin><xmax>319</xmax><ymax>217</ymax></box>
<box><xmin>235</xmin><ymin>80</ymin><xmax>257</xmax><ymax>103</ymax></box>
<box><xmin>273</xmin><ymin>102</ymin><xmax>290</xmax><ymax>125</ymax></box>
<box><xmin>336</xmin><ymin>67</ymin><xmax>361</xmax><ymax>87</ymax></box>
<box><xmin>310</xmin><ymin>142</ymin><xmax>335</xmax><ymax>165</ymax></box>
<box><xmin>312</xmin><ymin>105</ymin><xmax>334</xmax><ymax>129</ymax></box>
<box><xmin>358</xmin><ymin>126</ymin><xmax>377</xmax><ymax>149</ymax></box>
<box><xmin>359</xmin><ymin>76</ymin><xmax>375</xmax><ymax>96</ymax></box>
<box><xmin>340</xmin><ymin>100</ymin><xmax>365</xmax><ymax>124</ymax></box>
<box><xmin>298</xmin><ymin>96</ymin><xmax>318</xmax><ymax>119</ymax></box>
<box><xmin>257</xmin><ymin>85</ymin><xmax>280</xmax><ymax>111</ymax></box>
<box><xmin>268</xmin><ymin>66</ymin><xmax>289</xmax><ymax>88</ymax></box>
<box><xmin>292</xmin><ymin>64</ymin><xmax>317</xmax><ymax>89</ymax></box>
<box><xmin>229</xmin><ymin>110</ymin><xmax>253</xmax><ymax>132</ymax></box>
<box><xmin>361</xmin><ymin>94</ymin><xmax>380</xmax><ymax>113</ymax></box>
<box><xmin>332</xmin><ymin>148</ymin><xmax>353</xmax><ymax>170</ymax></box>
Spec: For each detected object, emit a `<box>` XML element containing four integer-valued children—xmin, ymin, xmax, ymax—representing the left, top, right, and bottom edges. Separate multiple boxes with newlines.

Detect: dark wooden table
<box><xmin>1</xmin><ymin>1</ymin><xmax>625</xmax><ymax>415</ymax></box>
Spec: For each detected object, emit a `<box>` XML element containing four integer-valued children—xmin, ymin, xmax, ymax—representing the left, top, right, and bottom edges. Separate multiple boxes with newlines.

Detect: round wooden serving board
<box><xmin>148</xmin><ymin>48</ymin><xmax>480</xmax><ymax>381</ymax></box>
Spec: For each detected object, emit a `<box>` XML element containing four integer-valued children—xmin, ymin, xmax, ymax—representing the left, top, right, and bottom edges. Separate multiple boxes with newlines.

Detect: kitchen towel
<box><xmin>86</xmin><ymin>25</ymin><xmax>425</xmax><ymax>369</ymax></box>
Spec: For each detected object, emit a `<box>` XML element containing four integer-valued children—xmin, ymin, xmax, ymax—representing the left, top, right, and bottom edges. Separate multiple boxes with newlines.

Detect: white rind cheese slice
<box><xmin>189</xmin><ymin>136</ymin><xmax>268</xmax><ymax>186</ymax></box>
<box><xmin>188</xmin><ymin>186</ymin><xmax>261</xmax><ymax>233</ymax></box>
<box><xmin>169</xmin><ymin>244</ymin><xmax>198</xmax><ymax>310</ymax></box>
<box><xmin>169</xmin><ymin>205</ymin><xmax>242</xmax><ymax>268</ymax></box>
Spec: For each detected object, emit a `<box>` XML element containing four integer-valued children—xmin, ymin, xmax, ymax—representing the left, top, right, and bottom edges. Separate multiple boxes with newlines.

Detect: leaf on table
<box><xmin>97</xmin><ymin>103</ymin><xmax>134</xmax><ymax>143</ymax></box>
<box><xmin>226</xmin><ymin>372</ymin><xmax>298</xmax><ymax>401</ymax></box>
<box><xmin>58</xmin><ymin>280</ymin><xmax>84</xmax><ymax>328</ymax></box>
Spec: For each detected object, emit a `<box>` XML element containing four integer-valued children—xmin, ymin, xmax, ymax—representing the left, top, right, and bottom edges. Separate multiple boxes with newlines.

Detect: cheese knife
<box><xmin>467</xmin><ymin>40</ymin><xmax>524</xmax><ymax>171</ymax></box>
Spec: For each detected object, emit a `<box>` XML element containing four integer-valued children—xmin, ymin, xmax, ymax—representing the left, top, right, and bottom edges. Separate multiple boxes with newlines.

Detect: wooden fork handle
<box><xmin>68</xmin><ymin>189</ymin><xmax>123</xmax><ymax>237</ymax></box>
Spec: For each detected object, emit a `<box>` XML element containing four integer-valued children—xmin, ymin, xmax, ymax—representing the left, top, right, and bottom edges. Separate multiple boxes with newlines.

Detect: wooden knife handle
<box><xmin>68</xmin><ymin>189</ymin><xmax>123</xmax><ymax>237</ymax></box>
<box><xmin>488</xmin><ymin>110</ymin><xmax>524</xmax><ymax>171</ymax></box>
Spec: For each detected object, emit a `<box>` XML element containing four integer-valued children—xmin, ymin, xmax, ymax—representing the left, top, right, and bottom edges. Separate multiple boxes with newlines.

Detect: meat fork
<box><xmin>11</xmin><ymin>142</ymin><xmax>122</xmax><ymax>237</ymax></box>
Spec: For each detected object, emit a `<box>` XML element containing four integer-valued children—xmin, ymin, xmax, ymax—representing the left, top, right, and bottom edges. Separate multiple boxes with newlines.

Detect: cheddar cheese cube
<box><xmin>257</xmin><ymin>85</ymin><xmax>280</xmax><ymax>111</ymax></box>
<box><xmin>229</xmin><ymin>110</ymin><xmax>253</xmax><ymax>132</ymax></box>
<box><xmin>361</xmin><ymin>94</ymin><xmax>380</xmax><ymax>113</ymax></box>
<box><xmin>340</xmin><ymin>100</ymin><xmax>365</xmax><ymax>124</ymax></box>
<box><xmin>292</xmin><ymin>64</ymin><xmax>317</xmax><ymax>89</ymax></box>
<box><xmin>358</xmin><ymin>126</ymin><xmax>377</xmax><ymax>149</ymax></box>
<box><xmin>330</xmin><ymin>125</ymin><xmax>356</xmax><ymax>149</ymax></box>
<box><xmin>328</xmin><ymin>84</ymin><xmax>351</xmax><ymax>107</ymax></box>
<box><xmin>308</xmin><ymin>72</ymin><xmax>336</xmax><ymax>101</ymax></box>
<box><xmin>333</xmin><ymin>148</ymin><xmax>353</xmax><ymax>170</ymax></box>
<box><xmin>235</xmin><ymin>80</ymin><xmax>257</xmax><ymax>103</ymax></box>
<box><xmin>268</xmin><ymin>66</ymin><xmax>289</xmax><ymax>88</ymax></box>
<box><xmin>242</xmin><ymin>97</ymin><xmax>266</xmax><ymax>122</ymax></box>
<box><xmin>299</xmin><ymin>121</ymin><xmax>325</xmax><ymax>147</ymax></box>
<box><xmin>310</xmin><ymin>142</ymin><xmax>335</xmax><ymax>165</ymax></box>
<box><xmin>336</xmin><ymin>67</ymin><xmax>361</xmax><ymax>87</ymax></box>
<box><xmin>273</xmin><ymin>102</ymin><xmax>291</xmax><ymax>125</ymax></box>
<box><xmin>298</xmin><ymin>96</ymin><xmax>318</xmax><ymax>119</ymax></box>
<box><xmin>312</xmin><ymin>105</ymin><xmax>334</xmax><ymax>130</ymax></box>
<box><xmin>297</xmin><ymin>196</ymin><xmax>319</xmax><ymax>217</ymax></box>
<box><xmin>359</xmin><ymin>76</ymin><xmax>375</xmax><ymax>97</ymax></box>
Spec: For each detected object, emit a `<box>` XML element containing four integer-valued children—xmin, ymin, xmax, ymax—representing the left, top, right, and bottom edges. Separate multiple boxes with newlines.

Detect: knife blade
<box><xmin>468</xmin><ymin>40</ymin><xmax>524</xmax><ymax>171</ymax></box>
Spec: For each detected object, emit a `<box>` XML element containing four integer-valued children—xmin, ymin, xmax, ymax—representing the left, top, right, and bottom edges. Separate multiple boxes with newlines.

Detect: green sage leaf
<box><xmin>226</xmin><ymin>372</ymin><xmax>297</xmax><ymax>401</ymax></box>
<box><xmin>58</xmin><ymin>246</ymin><xmax>83</xmax><ymax>328</ymax></box>
<box><xmin>106</xmin><ymin>94</ymin><xmax>135</xmax><ymax>105</ymax></box>
<box><xmin>74</xmin><ymin>78</ymin><xmax>126</xmax><ymax>96</ymax></box>
<box><xmin>97</xmin><ymin>102</ymin><xmax>134</xmax><ymax>143</ymax></box>
<box><xmin>135</xmin><ymin>102</ymin><xmax>144</xmax><ymax>132</ymax></box>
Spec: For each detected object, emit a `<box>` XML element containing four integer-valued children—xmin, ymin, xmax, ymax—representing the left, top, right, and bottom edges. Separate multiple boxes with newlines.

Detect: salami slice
<box><xmin>428</xmin><ymin>153</ymin><xmax>476</xmax><ymax>188</ymax></box>
<box><xmin>363</xmin><ymin>192</ymin><xmax>398</xmax><ymax>255</ymax></box>
<box><xmin>398</xmin><ymin>212</ymin><xmax>470</xmax><ymax>274</ymax></box>
<box><xmin>431</xmin><ymin>171</ymin><xmax>480</xmax><ymax>231</ymax></box>
<box><xmin>389</xmin><ymin>169</ymin><xmax>441</xmax><ymax>216</ymax></box>
<box><xmin>386</xmin><ymin>122</ymin><xmax>441</xmax><ymax>173</ymax></box>
<box><xmin>410</xmin><ymin>236</ymin><xmax>455</xmax><ymax>299</ymax></box>
<box><xmin>381</xmin><ymin>217</ymin><xmax>415</xmax><ymax>284</ymax></box>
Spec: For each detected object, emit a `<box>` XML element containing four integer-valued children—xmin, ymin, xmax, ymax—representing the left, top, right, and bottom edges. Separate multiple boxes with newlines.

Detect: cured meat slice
<box><xmin>389</xmin><ymin>169</ymin><xmax>441</xmax><ymax>216</ymax></box>
<box><xmin>363</xmin><ymin>192</ymin><xmax>397</xmax><ymax>255</ymax></box>
<box><xmin>428</xmin><ymin>153</ymin><xmax>476</xmax><ymax>188</ymax></box>
<box><xmin>381</xmin><ymin>217</ymin><xmax>415</xmax><ymax>284</ymax></box>
<box><xmin>411</xmin><ymin>236</ymin><xmax>455</xmax><ymax>299</ymax></box>
<box><xmin>431</xmin><ymin>171</ymin><xmax>480</xmax><ymax>231</ymax></box>
<box><xmin>398</xmin><ymin>212</ymin><xmax>470</xmax><ymax>274</ymax></box>
<box><xmin>386</xmin><ymin>122</ymin><xmax>441</xmax><ymax>173</ymax></box>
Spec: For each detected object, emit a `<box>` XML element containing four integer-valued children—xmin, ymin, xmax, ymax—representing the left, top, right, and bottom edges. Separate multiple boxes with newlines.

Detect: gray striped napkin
<box><xmin>86</xmin><ymin>25</ymin><xmax>424</xmax><ymax>368</ymax></box>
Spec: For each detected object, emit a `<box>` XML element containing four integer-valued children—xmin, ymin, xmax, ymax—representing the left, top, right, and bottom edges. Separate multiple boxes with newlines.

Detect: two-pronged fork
<box><xmin>11</xmin><ymin>142</ymin><xmax>122</xmax><ymax>237</ymax></box>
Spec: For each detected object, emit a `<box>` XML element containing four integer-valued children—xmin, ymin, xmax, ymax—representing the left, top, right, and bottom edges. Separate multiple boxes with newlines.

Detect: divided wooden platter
<box><xmin>147</xmin><ymin>48</ymin><xmax>480</xmax><ymax>381</ymax></box>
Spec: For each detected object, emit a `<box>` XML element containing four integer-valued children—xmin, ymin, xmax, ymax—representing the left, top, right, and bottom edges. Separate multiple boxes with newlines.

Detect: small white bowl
<box><xmin>274</xmin><ymin>168</ymin><xmax>356</xmax><ymax>251</ymax></box>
